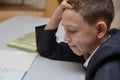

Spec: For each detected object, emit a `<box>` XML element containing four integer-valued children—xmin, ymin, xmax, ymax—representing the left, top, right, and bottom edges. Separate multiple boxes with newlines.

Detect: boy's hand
<box><xmin>52</xmin><ymin>0</ymin><xmax>73</xmax><ymax>20</ymax></box>
<box><xmin>45</xmin><ymin>0</ymin><xmax>73</xmax><ymax>30</ymax></box>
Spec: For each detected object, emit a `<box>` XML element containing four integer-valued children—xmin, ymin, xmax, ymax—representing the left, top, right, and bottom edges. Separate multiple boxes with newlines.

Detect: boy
<box><xmin>35</xmin><ymin>0</ymin><xmax>120</xmax><ymax>80</ymax></box>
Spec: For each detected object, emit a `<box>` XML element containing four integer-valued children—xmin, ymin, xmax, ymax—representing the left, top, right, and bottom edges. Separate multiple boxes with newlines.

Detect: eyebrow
<box><xmin>62</xmin><ymin>23</ymin><xmax>80</xmax><ymax>30</ymax></box>
<box><xmin>62</xmin><ymin>24</ymin><xmax>74</xmax><ymax>28</ymax></box>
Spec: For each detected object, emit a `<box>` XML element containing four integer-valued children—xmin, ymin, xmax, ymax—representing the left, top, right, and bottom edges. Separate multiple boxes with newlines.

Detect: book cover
<box><xmin>7</xmin><ymin>32</ymin><xmax>36</xmax><ymax>52</ymax></box>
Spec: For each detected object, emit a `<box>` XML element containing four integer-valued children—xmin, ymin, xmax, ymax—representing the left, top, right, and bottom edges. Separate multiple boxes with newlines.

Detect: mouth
<box><xmin>69</xmin><ymin>45</ymin><xmax>76</xmax><ymax>48</ymax></box>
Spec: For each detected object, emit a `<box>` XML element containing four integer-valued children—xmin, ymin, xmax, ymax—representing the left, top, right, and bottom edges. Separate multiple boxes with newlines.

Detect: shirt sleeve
<box><xmin>35</xmin><ymin>25</ymin><xmax>85</xmax><ymax>63</ymax></box>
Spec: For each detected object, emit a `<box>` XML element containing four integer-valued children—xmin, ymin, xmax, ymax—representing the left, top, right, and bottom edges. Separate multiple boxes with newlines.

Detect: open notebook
<box><xmin>7</xmin><ymin>32</ymin><xmax>36</xmax><ymax>52</ymax></box>
<box><xmin>0</xmin><ymin>49</ymin><xmax>37</xmax><ymax>80</ymax></box>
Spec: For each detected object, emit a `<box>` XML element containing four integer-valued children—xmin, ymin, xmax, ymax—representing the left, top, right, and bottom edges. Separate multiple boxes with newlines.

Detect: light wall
<box><xmin>0</xmin><ymin>0</ymin><xmax>46</xmax><ymax>9</ymax></box>
<box><xmin>24</xmin><ymin>0</ymin><xmax>46</xmax><ymax>9</ymax></box>
<box><xmin>45</xmin><ymin>0</ymin><xmax>59</xmax><ymax>17</ymax></box>
<box><xmin>0</xmin><ymin>0</ymin><xmax>59</xmax><ymax>17</ymax></box>
<box><xmin>111</xmin><ymin>0</ymin><xmax>120</xmax><ymax>28</ymax></box>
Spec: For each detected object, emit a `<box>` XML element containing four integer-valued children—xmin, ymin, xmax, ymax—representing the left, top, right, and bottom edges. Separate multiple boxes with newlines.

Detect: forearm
<box><xmin>35</xmin><ymin>25</ymin><xmax>57</xmax><ymax>53</ymax></box>
<box><xmin>44</xmin><ymin>6</ymin><xmax>63</xmax><ymax>30</ymax></box>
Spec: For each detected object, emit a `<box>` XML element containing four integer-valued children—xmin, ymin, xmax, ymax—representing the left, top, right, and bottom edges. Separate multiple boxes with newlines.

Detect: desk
<box><xmin>0</xmin><ymin>15</ymin><xmax>85</xmax><ymax>80</ymax></box>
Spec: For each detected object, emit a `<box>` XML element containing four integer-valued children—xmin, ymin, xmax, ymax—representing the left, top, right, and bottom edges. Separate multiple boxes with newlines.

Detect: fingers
<box><xmin>60</xmin><ymin>0</ymin><xmax>73</xmax><ymax>9</ymax></box>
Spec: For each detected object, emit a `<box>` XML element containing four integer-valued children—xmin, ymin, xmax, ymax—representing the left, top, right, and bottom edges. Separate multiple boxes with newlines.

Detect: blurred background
<box><xmin>0</xmin><ymin>0</ymin><xmax>119</xmax><ymax>28</ymax></box>
<box><xmin>0</xmin><ymin>0</ymin><xmax>62</xmax><ymax>21</ymax></box>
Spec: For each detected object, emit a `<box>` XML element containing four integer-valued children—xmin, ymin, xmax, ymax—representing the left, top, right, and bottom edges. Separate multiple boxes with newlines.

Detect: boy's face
<box><xmin>62</xmin><ymin>9</ymin><xmax>100</xmax><ymax>56</ymax></box>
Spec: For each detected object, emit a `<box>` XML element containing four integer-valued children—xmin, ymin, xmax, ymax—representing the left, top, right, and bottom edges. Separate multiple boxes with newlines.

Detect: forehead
<box><xmin>62</xmin><ymin>9</ymin><xmax>83</xmax><ymax>22</ymax></box>
<box><xmin>62</xmin><ymin>9</ymin><xmax>88</xmax><ymax>28</ymax></box>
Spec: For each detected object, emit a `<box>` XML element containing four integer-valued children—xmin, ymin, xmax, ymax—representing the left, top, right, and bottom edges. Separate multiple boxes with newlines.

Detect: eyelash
<box><xmin>64</xmin><ymin>28</ymin><xmax>77</xmax><ymax>33</ymax></box>
<box><xmin>69</xmin><ymin>30</ymin><xmax>76</xmax><ymax>33</ymax></box>
<box><xmin>65</xmin><ymin>30</ymin><xmax>76</xmax><ymax>33</ymax></box>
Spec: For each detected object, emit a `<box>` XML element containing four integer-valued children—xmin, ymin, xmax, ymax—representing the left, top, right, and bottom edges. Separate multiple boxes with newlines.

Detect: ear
<box><xmin>96</xmin><ymin>21</ymin><xmax>107</xmax><ymax>38</ymax></box>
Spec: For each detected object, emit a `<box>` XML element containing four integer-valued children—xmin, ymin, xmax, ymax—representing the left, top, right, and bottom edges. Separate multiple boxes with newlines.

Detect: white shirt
<box><xmin>83</xmin><ymin>35</ymin><xmax>111</xmax><ymax>68</ymax></box>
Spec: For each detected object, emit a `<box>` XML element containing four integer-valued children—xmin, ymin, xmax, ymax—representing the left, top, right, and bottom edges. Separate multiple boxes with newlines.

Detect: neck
<box><xmin>85</xmin><ymin>34</ymin><xmax>109</xmax><ymax>59</ymax></box>
<box><xmin>84</xmin><ymin>52</ymin><xmax>91</xmax><ymax>60</ymax></box>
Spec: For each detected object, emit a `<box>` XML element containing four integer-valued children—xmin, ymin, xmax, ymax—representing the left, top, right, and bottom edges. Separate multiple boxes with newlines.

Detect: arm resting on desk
<box><xmin>35</xmin><ymin>25</ymin><xmax>85</xmax><ymax>63</ymax></box>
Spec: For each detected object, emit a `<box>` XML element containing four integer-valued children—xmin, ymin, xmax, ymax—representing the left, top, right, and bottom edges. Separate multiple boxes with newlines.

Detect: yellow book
<box><xmin>7</xmin><ymin>32</ymin><xmax>36</xmax><ymax>52</ymax></box>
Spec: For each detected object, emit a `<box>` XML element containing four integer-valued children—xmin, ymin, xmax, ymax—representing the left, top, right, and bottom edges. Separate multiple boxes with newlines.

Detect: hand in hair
<box><xmin>45</xmin><ymin>0</ymin><xmax>73</xmax><ymax>30</ymax></box>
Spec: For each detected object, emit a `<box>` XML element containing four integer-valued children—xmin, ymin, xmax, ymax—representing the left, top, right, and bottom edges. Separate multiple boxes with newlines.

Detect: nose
<box><xmin>64</xmin><ymin>32</ymin><xmax>71</xmax><ymax>42</ymax></box>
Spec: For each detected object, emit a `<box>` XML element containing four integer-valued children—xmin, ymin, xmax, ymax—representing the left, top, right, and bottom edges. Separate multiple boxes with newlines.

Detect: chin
<box><xmin>70</xmin><ymin>47</ymin><xmax>84</xmax><ymax>56</ymax></box>
<box><xmin>72</xmin><ymin>50</ymin><xmax>83</xmax><ymax>56</ymax></box>
<box><xmin>75</xmin><ymin>53</ymin><xmax>83</xmax><ymax>56</ymax></box>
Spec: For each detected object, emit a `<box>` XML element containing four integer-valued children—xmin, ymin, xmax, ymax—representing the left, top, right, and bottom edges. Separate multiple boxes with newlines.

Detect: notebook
<box><xmin>0</xmin><ymin>49</ymin><xmax>37</xmax><ymax>80</ymax></box>
<box><xmin>7</xmin><ymin>32</ymin><xmax>36</xmax><ymax>52</ymax></box>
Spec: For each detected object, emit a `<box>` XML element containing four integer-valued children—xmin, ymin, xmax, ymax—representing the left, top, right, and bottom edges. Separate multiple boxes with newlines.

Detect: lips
<box><xmin>69</xmin><ymin>45</ymin><xmax>76</xmax><ymax>48</ymax></box>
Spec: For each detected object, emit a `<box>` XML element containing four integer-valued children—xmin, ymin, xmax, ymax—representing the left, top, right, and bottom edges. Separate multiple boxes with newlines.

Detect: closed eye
<box><xmin>69</xmin><ymin>30</ymin><xmax>76</xmax><ymax>33</ymax></box>
<box><xmin>64</xmin><ymin>29</ymin><xmax>76</xmax><ymax>33</ymax></box>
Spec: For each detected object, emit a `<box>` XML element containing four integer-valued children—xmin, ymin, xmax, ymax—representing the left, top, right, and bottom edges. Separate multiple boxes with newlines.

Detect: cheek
<box><xmin>69</xmin><ymin>30</ymin><xmax>98</xmax><ymax>55</ymax></box>
<box><xmin>73</xmin><ymin>34</ymin><xmax>96</xmax><ymax>51</ymax></box>
<box><xmin>81</xmin><ymin>31</ymin><xmax>98</xmax><ymax>45</ymax></box>
<box><xmin>80</xmin><ymin>37</ymin><xmax>96</xmax><ymax>47</ymax></box>
<box><xmin>70</xmin><ymin>39</ymin><xmax>88</xmax><ymax>56</ymax></box>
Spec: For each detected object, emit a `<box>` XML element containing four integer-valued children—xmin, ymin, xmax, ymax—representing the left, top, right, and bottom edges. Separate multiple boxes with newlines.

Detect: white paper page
<box><xmin>0</xmin><ymin>68</ymin><xmax>26</xmax><ymax>80</ymax></box>
<box><xmin>0</xmin><ymin>49</ymin><xmax>37</xmax><ymax>71</ymax></box>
